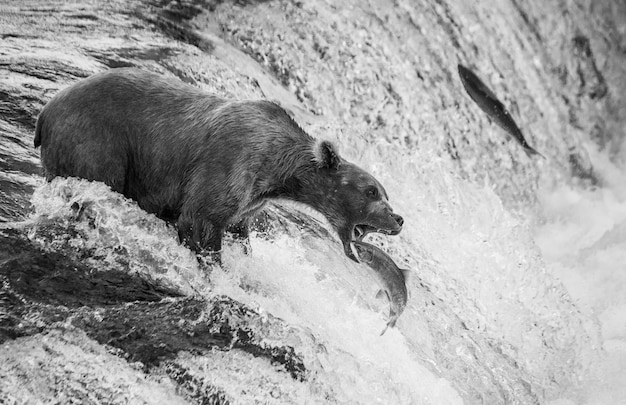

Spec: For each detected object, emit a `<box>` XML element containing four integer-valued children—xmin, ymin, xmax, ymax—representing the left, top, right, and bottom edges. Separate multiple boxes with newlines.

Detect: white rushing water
<box><xmin>535</xmin><ymin>143</ymin><xmax>626</xmax><ymax>405</ymax></box>
<box><xmin>26</xmin><ymin>128</ymin><xmax>625</xmax><ymax>403</ymax></box>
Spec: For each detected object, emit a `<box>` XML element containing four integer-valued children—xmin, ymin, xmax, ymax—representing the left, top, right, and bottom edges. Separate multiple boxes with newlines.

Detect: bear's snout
<box><xmin>391</xmin><ymin>212</ymin><xmax>404</xmax><ymax>228</ymax></box>
<box><xmin>381</xmin><ymin>202</ymin><xmax>403</xmax><ymax>231</ymax></box>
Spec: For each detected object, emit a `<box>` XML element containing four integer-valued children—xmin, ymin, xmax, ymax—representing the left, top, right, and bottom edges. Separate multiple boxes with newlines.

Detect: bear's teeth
<box><xmin>355</xmin><ymin>226</ymin><xmax>364</xmax><ymax>238</ymax></box>
<box><xmin>349</xmin><ymin>241</ymin><xmax>361</xmax><ymax>263</ymax></box>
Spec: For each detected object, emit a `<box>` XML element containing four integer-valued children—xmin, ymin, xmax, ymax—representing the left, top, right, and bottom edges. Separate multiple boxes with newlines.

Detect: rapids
<box><xmin>1</xmin><ymin>0</ymin><xmax>625</xmax><ymax>404</ymax></box>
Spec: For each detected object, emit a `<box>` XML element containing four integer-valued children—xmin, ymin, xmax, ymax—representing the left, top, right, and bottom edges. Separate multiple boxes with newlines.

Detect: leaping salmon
<box><xmin>353</xmin><ymin>241</ymin><xmax>409</xmax><ymax>335</ymax></box>
<box><xmin>458</xmin><ymin>64</ymin><xmax>543</xmax><ymax>158</ymax></box>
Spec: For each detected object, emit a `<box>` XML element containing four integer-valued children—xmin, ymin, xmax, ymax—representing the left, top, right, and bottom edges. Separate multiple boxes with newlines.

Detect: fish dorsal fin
<box><xmin>400</xmin><ymin>268</ymin><xmax>411</xmax><ymax>281</ymax></box>
<box><xmin>375</xmin><ymin>289</ymin><xmax>387</xmax><ymax>300</ymax></box>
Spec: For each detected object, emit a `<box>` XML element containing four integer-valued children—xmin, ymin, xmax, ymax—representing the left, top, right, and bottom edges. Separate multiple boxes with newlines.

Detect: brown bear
<box><xmin>34</xmin><ymin>68</ymin><xmax>403</xmax><ymax>261</ymax></box>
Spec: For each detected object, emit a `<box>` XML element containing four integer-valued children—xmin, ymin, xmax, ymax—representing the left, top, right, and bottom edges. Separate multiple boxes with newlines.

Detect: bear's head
<box><xmin>304</xmin><ymin>141</ymin><xmax>404</xmax><ymax>262</ymax></box>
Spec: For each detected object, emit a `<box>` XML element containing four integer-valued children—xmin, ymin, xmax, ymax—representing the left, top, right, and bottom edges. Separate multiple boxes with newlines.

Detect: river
<box><xmin>0</xmin><ymin>0</ymin><xmax>624</xmax><ymax>404</ymax></box>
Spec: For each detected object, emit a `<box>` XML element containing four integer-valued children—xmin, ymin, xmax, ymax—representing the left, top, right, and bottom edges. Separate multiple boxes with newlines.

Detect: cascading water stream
<box><xmin>1</xmin><ymin>0</ymin><xmax>624</xmax><ymax>403</ymax></box>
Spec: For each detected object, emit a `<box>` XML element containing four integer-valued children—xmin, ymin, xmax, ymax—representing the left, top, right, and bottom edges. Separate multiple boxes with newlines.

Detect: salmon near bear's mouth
<box><xmin>349</xmin><ymin>224</ymin><xmax>401</xmax><ymax>262</ymax></box>
<box><xmin>354</xmin><ymin>224</ymin><xmax>401</xmax><ymax>239</ymax></box>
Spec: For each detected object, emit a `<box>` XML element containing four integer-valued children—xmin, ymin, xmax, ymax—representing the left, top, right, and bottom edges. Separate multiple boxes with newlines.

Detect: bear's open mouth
<box><xmin>354</xmin><ymin>225</ymin><xmax>367</xmax><ymax>240</ymax></box>
<box><xmin>349</xmin><ymin>226</ymin><xmax>367</xmax><ymax>262</ymax></box>
<box><xmin>348</xmin><ymin>225</ymin><xmax>388</xmax><ymax>262</ymax></box>
<box><xmin>353</xmin><ymin>224</ymin><xmax>399</xmax><ymax>240</ymax></box>
<box><xmin>347</xmin><ymin>223</ymin><xmax>403</xmax><ymax>262</ymax></box>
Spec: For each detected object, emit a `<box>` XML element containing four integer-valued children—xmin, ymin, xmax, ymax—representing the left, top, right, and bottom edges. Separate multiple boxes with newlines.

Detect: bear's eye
<box><xmin>366</xmin><ymin>186</ymin><xmax>379</xmax><ymax>199</ymax></box>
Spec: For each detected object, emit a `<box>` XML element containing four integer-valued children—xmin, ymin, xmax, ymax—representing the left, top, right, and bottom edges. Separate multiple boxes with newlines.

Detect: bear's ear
<box><xmin>314</xmin><ymin>140</ymin><xmax>341</xmax><ymax>170</ymax></box>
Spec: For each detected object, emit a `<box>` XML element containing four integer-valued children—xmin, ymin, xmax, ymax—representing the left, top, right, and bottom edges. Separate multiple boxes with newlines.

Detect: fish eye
<box><xmin>366</xmin><ymin>186</ymin><xmax>379</xmax><ymax>199</ymax></box>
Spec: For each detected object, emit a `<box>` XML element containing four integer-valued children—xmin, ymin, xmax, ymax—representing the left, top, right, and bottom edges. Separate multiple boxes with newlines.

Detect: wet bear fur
<box><xmin>34</xmin><ymin>68</ymin><xmax>403</xmax><ymax>260</ymax></box>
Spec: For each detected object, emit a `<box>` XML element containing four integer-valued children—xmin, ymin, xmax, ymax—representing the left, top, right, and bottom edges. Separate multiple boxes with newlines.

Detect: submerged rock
<box><xmin>0</xmin><ymin>228</ymin><xmax>313</xmax><ymax>403</ymax></box>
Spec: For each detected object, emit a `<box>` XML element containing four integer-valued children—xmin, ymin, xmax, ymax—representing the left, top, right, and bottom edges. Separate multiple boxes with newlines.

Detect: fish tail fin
<box><xmin>524</xmin><ymin>145</ymin><xmax>545</xmax><ymax>159</ymax></box>
<box><xmin>380</xmin><ymin>318</ymin><xmax>397</xmax><ymax>336</ymax></box>
<box><xmin>380</xmin><ymin>311</ymin><xmax>398</xmax><ymax>336</ymax></box>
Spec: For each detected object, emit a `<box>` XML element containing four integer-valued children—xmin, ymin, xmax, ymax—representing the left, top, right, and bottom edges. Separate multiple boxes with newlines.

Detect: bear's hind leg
<box><xmin>72</xmin><ymin>142</ymin><xmax>128</xmax><ymax>194</ymax></box>
<box><xmin>40</xmin><ymin>136</ymin><xmax>127</xmax><ymax>193</ymax></box>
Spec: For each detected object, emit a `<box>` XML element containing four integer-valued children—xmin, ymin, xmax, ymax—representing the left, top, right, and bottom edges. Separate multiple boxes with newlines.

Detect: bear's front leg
<box><xmin>226</xmin><ymin>220</ymin><xmax>251</xmax><ymax>255</ymax></box>
<box><xmin>177</xmin><ymin>215</ymin><xmax>224</xmax><ymax>264</ymax></box>
<box><xmin>199</xmin><ymin>221</ymin><xmax>224</xmax><ymax>254</ymax></box>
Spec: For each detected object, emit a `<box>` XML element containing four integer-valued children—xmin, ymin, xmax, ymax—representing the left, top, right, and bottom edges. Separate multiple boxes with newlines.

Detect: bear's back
<box><xmin>35</xmin><ymin>68</ymin><xmax>320</xmax><ymax>223</ymax></box>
